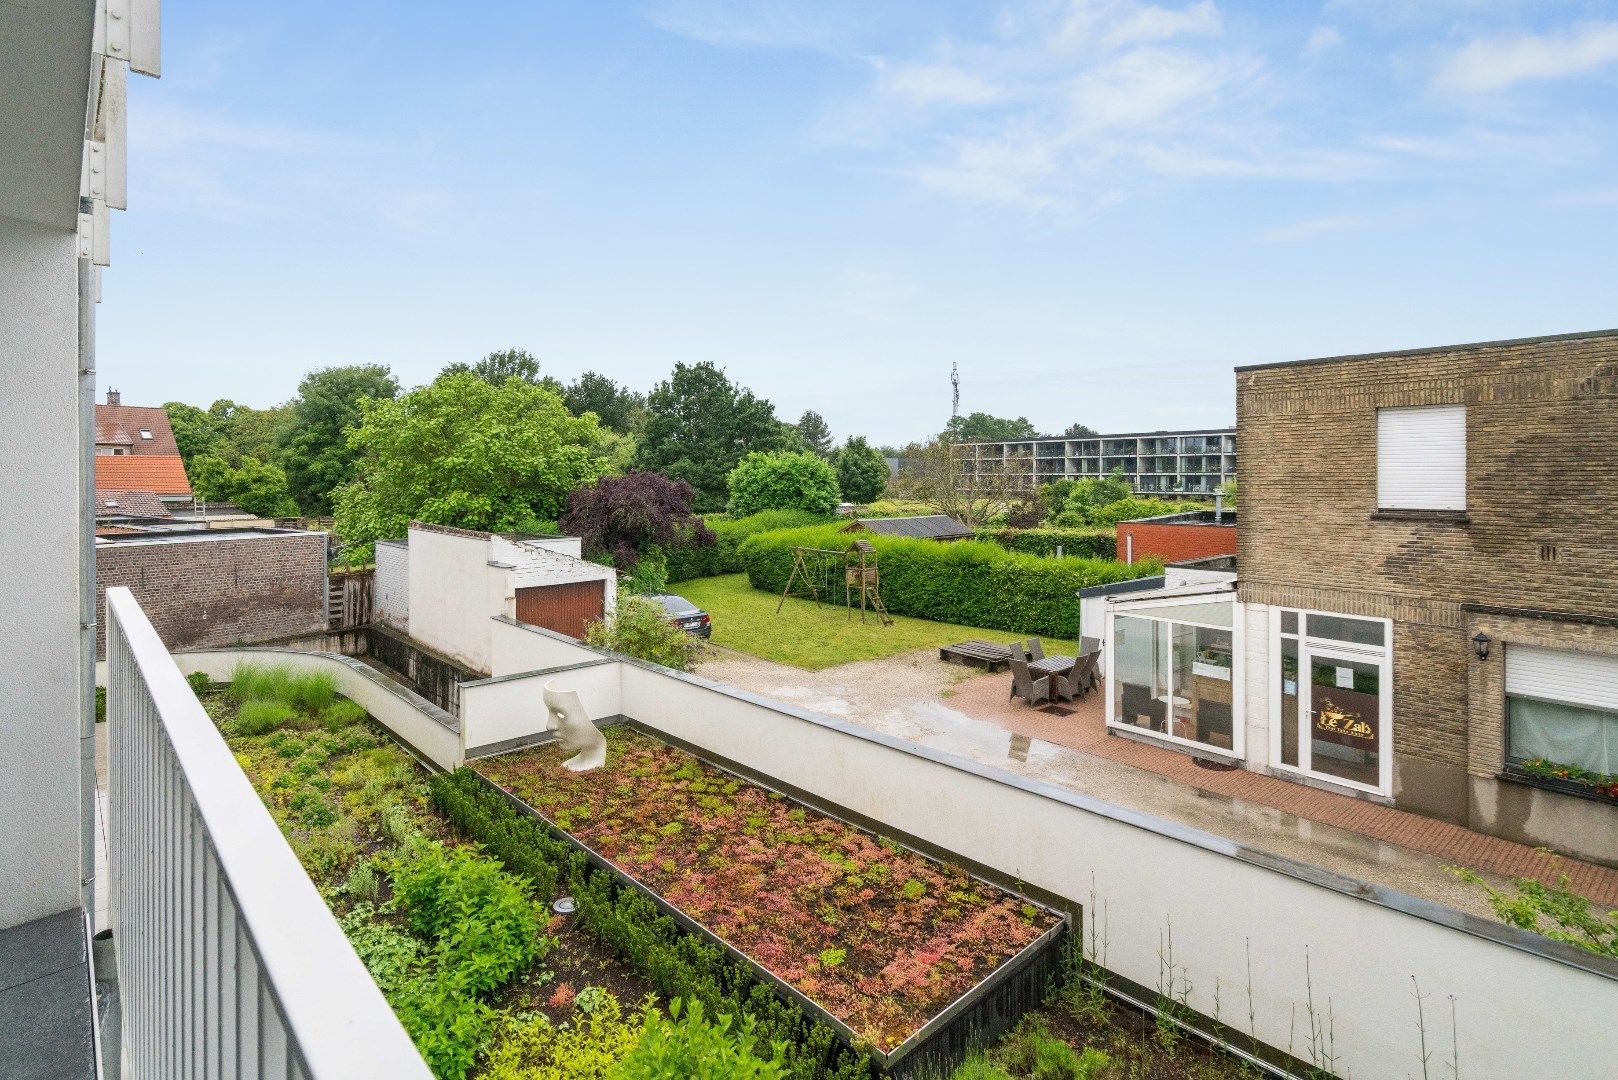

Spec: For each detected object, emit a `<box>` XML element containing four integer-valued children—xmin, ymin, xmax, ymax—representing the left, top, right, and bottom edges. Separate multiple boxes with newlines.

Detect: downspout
<box><xmin>1125</xmin><ymin>532</ymin><xmax>1133</xmax><ymax>566</ymax></box>
<box><xmin>77</xmin><ymin>256</ymin><xmax>98</xmax><ymax>921</ymax></box>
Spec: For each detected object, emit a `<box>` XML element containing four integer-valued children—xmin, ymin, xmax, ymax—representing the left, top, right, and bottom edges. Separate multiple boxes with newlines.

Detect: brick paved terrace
<box><xmin>700</xmin><ymin>646</ymin><xmax>1618</xmax><ymax>914</ymax></box>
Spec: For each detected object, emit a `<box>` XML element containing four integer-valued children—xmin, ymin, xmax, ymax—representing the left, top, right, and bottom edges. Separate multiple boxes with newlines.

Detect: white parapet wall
<box><xmin>489</xmin><ymin>614</ymin><xmax>603</xmax><ymax>676</ymax></box>
<box><xmin>610</xmin><ymin>660</ymin><xmax>1618</xmax><ymax>1079</ymax></box>
<box><xmin>461</xmin><ymin>658</ymin><xmax>623</xmax><ymax>757</ymax></box>
<box><xmin>174</xmin><ymin>648</ymin><xmax>464</xmax><ymax>771</ymax></box>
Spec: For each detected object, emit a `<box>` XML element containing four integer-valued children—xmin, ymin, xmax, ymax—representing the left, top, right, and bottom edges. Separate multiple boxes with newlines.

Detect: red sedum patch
<box><xmin>477</xmin><ymin>728</ymin><xmax>1059</xmax><ymax>1051</ymax></box>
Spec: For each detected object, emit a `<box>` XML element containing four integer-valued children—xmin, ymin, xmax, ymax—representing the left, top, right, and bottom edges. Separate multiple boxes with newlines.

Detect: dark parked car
<box><xmin>648</xmin><ymin>593</ymin><xmax>711</xmax><ymax>638</ymax></box>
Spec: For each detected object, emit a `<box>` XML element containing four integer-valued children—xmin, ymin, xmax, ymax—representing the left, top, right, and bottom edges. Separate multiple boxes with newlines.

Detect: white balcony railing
<box><xmin>105</xmin><ymin>587</ymin><xmax>430</xmax><ymax>1079</ymax></box>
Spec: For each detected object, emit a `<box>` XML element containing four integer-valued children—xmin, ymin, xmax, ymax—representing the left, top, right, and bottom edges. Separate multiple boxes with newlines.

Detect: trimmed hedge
<box><xmin>739</xmin><ymin>525</ymin><xmax>1160</xmax><ymax>639</ymax></box>
<box><xmin>974</xmin><ymin>527</ymin><xmax>1117</xmax><ymax>561</ymax></box>
<box><xmin>665</xmin><ymin>510</ymin><xmax>833</xmax><ymax>583</ymax></box>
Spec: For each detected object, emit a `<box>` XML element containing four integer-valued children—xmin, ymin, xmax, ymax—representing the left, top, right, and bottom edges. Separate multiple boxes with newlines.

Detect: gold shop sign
<box><xmin>1315</xmin><ymin>699</ymin><xmax>1375</xmax><ymax>742</ymax></box>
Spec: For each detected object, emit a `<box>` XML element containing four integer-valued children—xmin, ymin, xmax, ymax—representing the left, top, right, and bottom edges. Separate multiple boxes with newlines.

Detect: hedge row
<box><xmin>973</xmin><ymin>527</ymin><xmax>1117</xmax><ymax>561</ymax></box>
<box><xmin>664</xmin><ymin>510</ymin><xmax>833</xmax><ymax>583</ymax></box>
<box><xmin>428</xmin><ymin>770</ymin><xmax>872</xmax><ymax>1080</ymax></box>
<box><xmin>738</xmin><ymin>525</ymin><xmax>1160</xmax><ymax>639</ymax></box>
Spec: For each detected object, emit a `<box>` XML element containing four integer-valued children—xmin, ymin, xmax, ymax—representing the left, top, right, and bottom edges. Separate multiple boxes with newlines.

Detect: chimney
<box><xmin>106</xmin><ymin>388</ymin><xmax>121</xmax><ymax>406</ymax></box>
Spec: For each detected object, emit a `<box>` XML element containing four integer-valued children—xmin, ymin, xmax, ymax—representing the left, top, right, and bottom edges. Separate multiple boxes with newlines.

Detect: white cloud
<box><xmin>1435</xmin><ymin>20</ymin><xmax>1618</xmax><ymax>93</ymax></box>
<box><xmin>643</xmin><ymin>0</ymin><xmax>854</xmax><ymax>50</ymax></box>
<box><xmin>1305</xmin><ymin>25</ymin><xmax>1344</xmax><ymax>55</ymax></box>
<box><xmin>1260</xmin><ymin>214</ymin><xmax>1361</xmax><ymax>242</ymax></box>
<box><xmin>878</xmin><ymin>61</ymin><xmax>1003</xmax><ymax>106</ymax></box>
<box><xmin>1054</xmin><ymin>0</ymin><xmax>1224</xmax><ymax>50</ymax></box>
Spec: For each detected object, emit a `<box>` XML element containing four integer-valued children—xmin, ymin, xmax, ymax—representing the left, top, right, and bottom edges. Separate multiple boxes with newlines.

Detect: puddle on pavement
<box><xmin>882</xmin><ymin>698</ymin><xmax>1066</xmax><ymax>767</ymax></box>
<box><xmin>765</xmin><ymin>685</ymin><xmax>853</xmax><ymax>716</ymax></box>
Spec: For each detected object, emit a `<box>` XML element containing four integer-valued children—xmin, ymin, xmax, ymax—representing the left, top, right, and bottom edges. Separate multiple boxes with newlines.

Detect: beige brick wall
<box><xmin>1236</xmin><ymin>330</ymin><xmax>1618</xmax><ymax>778</ymax></box>
<box><xmin>96</xmin><ymin>532</ymin><xmax>328</xmax><ymax>659</ymax></box>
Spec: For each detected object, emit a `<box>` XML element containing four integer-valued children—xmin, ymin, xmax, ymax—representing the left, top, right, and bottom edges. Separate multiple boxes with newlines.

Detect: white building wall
<box><xmin>0</xmin><ymin>218</ymin><xmax>86</xmax><ymax>928</ymax></box>
<box><xmin>373</xmin><ymin>540</ymin><xmax>409</xmax><ymax>629</ymax></box>
<box><xmin>407</xmin><ymin>528</ymin><xmax>502</xmax><ymax>674</ymax></box>
<box><xmin>1243</xmin><ymin>601</ymin><xmax>1273</xmax><ymax>772</ymax></box>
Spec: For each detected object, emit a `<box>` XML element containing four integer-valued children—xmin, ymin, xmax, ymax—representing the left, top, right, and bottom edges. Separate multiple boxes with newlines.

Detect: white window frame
<box><xmin>1376</xmin><ymin>405</ymin><xmax>1466</xmax><ymax>511</ymax></box>
<box><xmin>1268</xmin><ymin>607</ymin><xmax>1393</xmax><ymax>797</ymax></box>
<box><xmin>1104</xmin><ymin>594</ymin><xmax>1244</xmax><ymax>760</ymax></box>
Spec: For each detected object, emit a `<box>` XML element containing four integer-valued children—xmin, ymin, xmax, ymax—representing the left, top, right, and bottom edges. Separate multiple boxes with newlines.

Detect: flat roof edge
<box><xmin>1235</xmin><ymin>327</ymin><xmax>1618</xmax><ymax>373</ymax></box>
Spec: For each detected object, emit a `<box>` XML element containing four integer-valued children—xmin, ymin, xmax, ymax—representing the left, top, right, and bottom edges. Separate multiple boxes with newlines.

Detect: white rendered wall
<box><xmin>615</xmin><ymin>662</ymin><xmax>1618</xmax><ymax>1079</ymax></box>
<box><xmin>0</xmin><ymin>218</ymin><xmax>84</xmax><ymax>928</ymax></box>
<box><xmin>462</xmin><ymin>661</ymin><xmax>622</xmax><ymax>753</ymax></box>
<box><xmin>1243</xmin><ymin>602</ymin><xmax>1273</xmax><ymax>772</ymax></box>
<box><xmin>407</xmin><ymin>528</ymin><xmax>501</xmax><ymax>673</ymax></box>
<box><xmin>489</xmin><ymin>616</ymin><xmax>602</xmax><ymax>677</ymax></box>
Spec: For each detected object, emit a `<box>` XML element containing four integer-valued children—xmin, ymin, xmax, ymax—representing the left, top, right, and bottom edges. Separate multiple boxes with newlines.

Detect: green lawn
<box><xmin>674</xmin><ymin>573</ymin><xmax>1075</xmax><ymax>670</ymax></box>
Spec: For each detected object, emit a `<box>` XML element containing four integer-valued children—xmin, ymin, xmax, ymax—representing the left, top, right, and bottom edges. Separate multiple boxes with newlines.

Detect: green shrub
<box><xmin>614</xmin><ymin>998</ymin><xmax>785</xmax><ymax>1079</ymax></box>
<box><xmin>665</xmin><ymin>509</ymin><xmax>833</xmax><ymax>583</ymax></box>
<box><xmin>186</xmin><ymin>671</ymin><xmax>212</xmax><ymax>694</ymax></box>
<box><xmin>429</xmin><ymin>770</ymin><xmax>871</xmax><ymax>1080</ymax></box>
<box><xmin>1079</xmin><ymin>496</ymin><xmax>1195</xmax><ymax>528</ymax></box>
<box><xmin>991</xmin><ymin>1017</ymin><xmax>1111</xmax><ymax>1079</ymax></box>
<box><xmin>1453</xmin><ymin>868</ymin><xmax>1618</xmax><ymax>957</ymax></box>
<box><xmin>586</xmin><ymin>592</ymin><xmax>701</xmax><ymax>672</ymax></box>
<box><xmin>623</xmin><ymin>552</ymin><xmax>670</xmax><ymax>596</ymax></box>
<box><xmin>974</xmin><ymin>528</ymin><xmax>1117</xmax><ymax>561</ymax></box>
<box><xmin>234</xmin><ymin>700</ymin><xmax>300</xmax><ymax>736</ymax></box>
<box><xmin>95</xmin><ymin>686</ymin><xmax>106</xmax><ymax>723</ymax></box>
<box><xmin>726</xmin><ymin>451</ymin><xmax>841</xmax><ymax>518</ymax></box>
<box><xmin>739</xmin><ymin>524</ymin><xmax>1160</xmax><ymax>638</ymax></box>
<box><xmin>483</xmin><ymin>990</ymin><xmax>645</xmax><ymax>1080</ymax></box>
<box><xmin>321</xmin><ymin>699</ymin><xmax>368</xmax><ymax>731</ymax></box>
<box><xmin>287</xmin><ymin>670</ymin><xmax>338</xmax><ymax>713</ymax></box>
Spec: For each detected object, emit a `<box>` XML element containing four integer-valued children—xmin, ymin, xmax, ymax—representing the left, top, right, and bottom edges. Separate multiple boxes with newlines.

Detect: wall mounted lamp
<box><xmin>1472</xmin><ymin>632</ymin><xmax>1492</xmax><ymax>661</ymax></box>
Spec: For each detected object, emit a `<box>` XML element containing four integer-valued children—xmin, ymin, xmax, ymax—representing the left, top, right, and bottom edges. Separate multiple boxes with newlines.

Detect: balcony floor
<box><xmin>0</xmin><ymin>909</ymin><xmax>96</xmax><ymax>1080</ymax></box>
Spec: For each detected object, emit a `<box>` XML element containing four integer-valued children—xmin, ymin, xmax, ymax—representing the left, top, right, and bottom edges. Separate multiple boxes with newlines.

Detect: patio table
<box><xmin>1029</xmin><ymin>655</ymin><xmax>1077</xmax><ymax>678</ymax></box>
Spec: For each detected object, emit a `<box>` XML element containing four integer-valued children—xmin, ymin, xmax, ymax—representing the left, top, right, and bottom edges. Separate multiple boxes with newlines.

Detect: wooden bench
<box><xmin>939</xmin><ymin>640</ymin><xmax>1015</xmax><ymax>672</ymax></box>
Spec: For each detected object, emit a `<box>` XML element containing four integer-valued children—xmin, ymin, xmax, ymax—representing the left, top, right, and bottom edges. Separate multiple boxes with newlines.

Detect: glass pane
<box><xmin>1113</xmin><ymin>616</ymin><xmax>1166</xmax><ymax>734</ymax></box>
<box><xmin>1177</xmin><ymin>625</ymin><xmax>1235</xmax><ymax>751</ymax></box>
<box><xmin>1280</xmin><ymin>610</ymin><xmax>1297</xmax><ymax>635</ymax></box>
<box><xmin>1279</xmin><ymin>637</ymin><xmax>1299</xmax><ymax>767</ymax></box>
<box><xmin>1508</xmin><ymin>696</ymin><xmax>1618</xmax><ymax>775</ymax></box>
<box><xmin>1310</xmin><ymin>656</ymin><xmax>1381</xmax><ymax>786</ymax></box>
<box><xmin>1306</xmin><ymin>613</ymin><xmax>1385</xmax><ymax>648</ymax></box>
<box><xmin>1126</xmin><ymin>600</ymin><xmax>1234</xmax><ymax>627</ymax></box>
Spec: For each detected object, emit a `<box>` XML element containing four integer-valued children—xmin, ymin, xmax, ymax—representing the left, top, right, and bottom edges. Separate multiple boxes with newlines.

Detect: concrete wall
<box><xmin>489</xmin><ymin>614</ymin><xmax>602</xmax><ymax>677</ymax></box>
<box><xmin>0</xmin><ymin>217</ymin><xmax>85</xmax><ymax>929</ymax></box>
<box><xmin>608</xmin><ymin>660</ymin><xmax>1618</xmax><ymax>1079</ymax></box>
<box><xmin>175</xmin><ymin>648</ymin><xmax>463</xmax><ymax>771</ymax></box>
<box><xmin>94</xmin><ymin>531</ymin><xmax>328</xmax><ymax>659</ymax></box>
<box><xmin>407</xmin><ymin>526</ymin><xmax>503</xmax><ymax>674</ymax></box>
<box><xmin>462</xmin><ymin>659</ymin><xmax>622</xmax><ymax>755</ymax></box>
<box><xmin>373</xmin><ymin>541</ymin><xmax>409</xmax><ymax>630</ymax></box>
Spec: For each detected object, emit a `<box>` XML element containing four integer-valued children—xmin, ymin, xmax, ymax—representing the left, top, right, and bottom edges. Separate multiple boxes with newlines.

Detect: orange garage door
<box><xmin>514</xmin><ymin>581</ymin><xmax>606</xmax><ymax>640</ymax></box>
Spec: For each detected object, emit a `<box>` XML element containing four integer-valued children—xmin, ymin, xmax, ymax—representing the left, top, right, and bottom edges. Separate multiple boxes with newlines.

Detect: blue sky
<box><xmin>104</xmin><ymin>1</ymin><xmax>1618</xmax><ymax>445</ymax></box>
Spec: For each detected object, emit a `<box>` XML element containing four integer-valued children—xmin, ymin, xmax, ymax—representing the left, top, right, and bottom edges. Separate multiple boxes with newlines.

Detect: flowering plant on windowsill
<box><xmin>1518</xmin><ymin>758</ymin><xmax>1618</xmax><ymax>800</ymax></box>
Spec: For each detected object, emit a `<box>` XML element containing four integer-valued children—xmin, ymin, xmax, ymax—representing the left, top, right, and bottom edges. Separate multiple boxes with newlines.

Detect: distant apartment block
<box><xmin>954</xmin><ymin>428</ymin><xmax>1236</xmax><ymax>496</ymax></box>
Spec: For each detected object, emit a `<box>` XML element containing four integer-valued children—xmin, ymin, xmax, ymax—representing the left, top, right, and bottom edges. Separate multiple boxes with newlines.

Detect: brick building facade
<box><xmin>1116</xmin><ymin>512</ymin><xmax>1237</xmax><ymax>565</ymax></box>
<box><xmin>95</xmin><ymin>528</ymin><xmax>329</xmax><ymax>659</ymax></box>
<box><xmin>1234</xmin><ymin>329</ymin><xmax>1618</xmax><ymax>862</ymax></box>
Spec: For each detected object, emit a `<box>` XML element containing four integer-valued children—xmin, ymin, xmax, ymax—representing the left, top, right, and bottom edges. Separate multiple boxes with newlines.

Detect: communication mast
<box><xmin>950</xmin><ymin>362</ymin><xmax>960</xmax><ymax>418</ymax></box>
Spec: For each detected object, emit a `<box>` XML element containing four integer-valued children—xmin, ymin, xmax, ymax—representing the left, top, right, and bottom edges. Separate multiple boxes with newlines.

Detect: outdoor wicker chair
<box><xmin>1027</xmin><ymin>637</ymin><xmax>1046</xmax><ymax>662</ymax></box>
<box><xmin>1009</xmin><ymin>656</ymin><xmax>1051</xmax><ymax>707</ymax></box>
<box><xmin>1080</xmin><ymin>636</ymin><xmax>1101</xmax><ymax>657</ymax></box>
<box><xmin>1056</xmin><ymin>651</ymin><xmax>1101</xmax><ymax>702</ymax></box>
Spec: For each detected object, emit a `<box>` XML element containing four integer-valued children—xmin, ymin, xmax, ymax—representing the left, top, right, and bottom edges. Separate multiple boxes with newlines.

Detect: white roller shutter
<box><xmin>1377</xmin><ymin>406</ymin><xmax>1466</xmax><ymax>510</ymax></box>
<box><xmin>1507</xmin><ymin>645</ymin><xmax>1618</xmax><ymax>713</ymax></box>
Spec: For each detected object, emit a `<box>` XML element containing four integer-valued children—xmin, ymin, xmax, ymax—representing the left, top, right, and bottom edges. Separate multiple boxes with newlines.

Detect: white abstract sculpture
<box><xmin>544</xmin><ymin>680</ymin><xmax>606</xmax><ymax>772</ymax></box>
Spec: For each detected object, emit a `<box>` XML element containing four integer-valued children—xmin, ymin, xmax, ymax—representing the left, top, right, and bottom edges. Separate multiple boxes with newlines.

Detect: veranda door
<box><xmin>1297</xmin><ymin>644</ymin><xmax>1390</xmax><ymax>795</ymax></box>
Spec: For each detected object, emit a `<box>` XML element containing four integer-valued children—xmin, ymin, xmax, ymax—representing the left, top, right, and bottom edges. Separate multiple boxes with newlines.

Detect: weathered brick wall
<box><xmin>1236</xmin><ymin>330</ymin><xmax>1618</xmax><ymax>783</ymax></box>
<box><xmin>96</xmin><ymin>532</ymin><xmax>328</xmax><ymax>659</ymax></box>
<box><xmin>1116</xmin><ymin>521</ymin><xmax>1237</xmax><ymax>564</ymax></box>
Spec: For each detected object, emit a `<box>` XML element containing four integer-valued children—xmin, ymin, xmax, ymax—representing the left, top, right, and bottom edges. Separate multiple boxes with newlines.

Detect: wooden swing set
<box><xmin>775</xmin><ymin>539</ymin><xmax>893</xmax><ymax>625</ymax></box>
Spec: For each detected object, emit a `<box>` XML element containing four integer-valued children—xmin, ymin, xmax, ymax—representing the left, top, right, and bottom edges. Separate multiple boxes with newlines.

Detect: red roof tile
<box><xmin>95</xmin><ymin>455</ymin><xmax>192</xmax><ymax>497</ymax></box>
<box><xmin>95</xmin><ymin>404</ymin><xmax>181</xmax><ymax>456</ymax></box>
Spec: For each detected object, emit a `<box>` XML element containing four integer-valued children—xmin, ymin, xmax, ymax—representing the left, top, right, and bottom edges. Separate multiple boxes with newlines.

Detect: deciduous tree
<box><xmin>943</xmin><ymin>412</ymin><xmax>1040</xmax><ymax>442</ymax></box>
<box><xmin>563</xmin><ymin>371</ymin><xmax>647</xmax><ymax>436</ymax></box>
<box><xmin>726</xmin><ymin>450</ymin><xmax>841</xmax><ymax>517</ymax></box>
<box><xmin>278</xmin><ymin>364</ymin><xmax>399</xmax><ymax>515</ymax></box>
<box><xmin>558</xmin><ymin>470</ymin><xmax>714</xmax><ymax>571</ymax></box>
<box><xmin>332</xmin><ymin>371</ymin><xmax>607</xmax><ymax>546</ymax></box>
<box><xmin>633</xmin><ymin>362</ymin><xmax>784</xmax><ymax>511</ymax></box>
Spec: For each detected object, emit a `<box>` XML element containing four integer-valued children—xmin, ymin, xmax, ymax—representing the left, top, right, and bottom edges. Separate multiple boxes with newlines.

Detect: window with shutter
<box><xmin>1376</xmin><ymin>406</ymin><xmax>1466</xmax><ymax>511</ymax></box>
<box><xmin>1506</xmin><ymin>645</ymin><xmax>1618</xmax><ymax>778</ymax></box>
